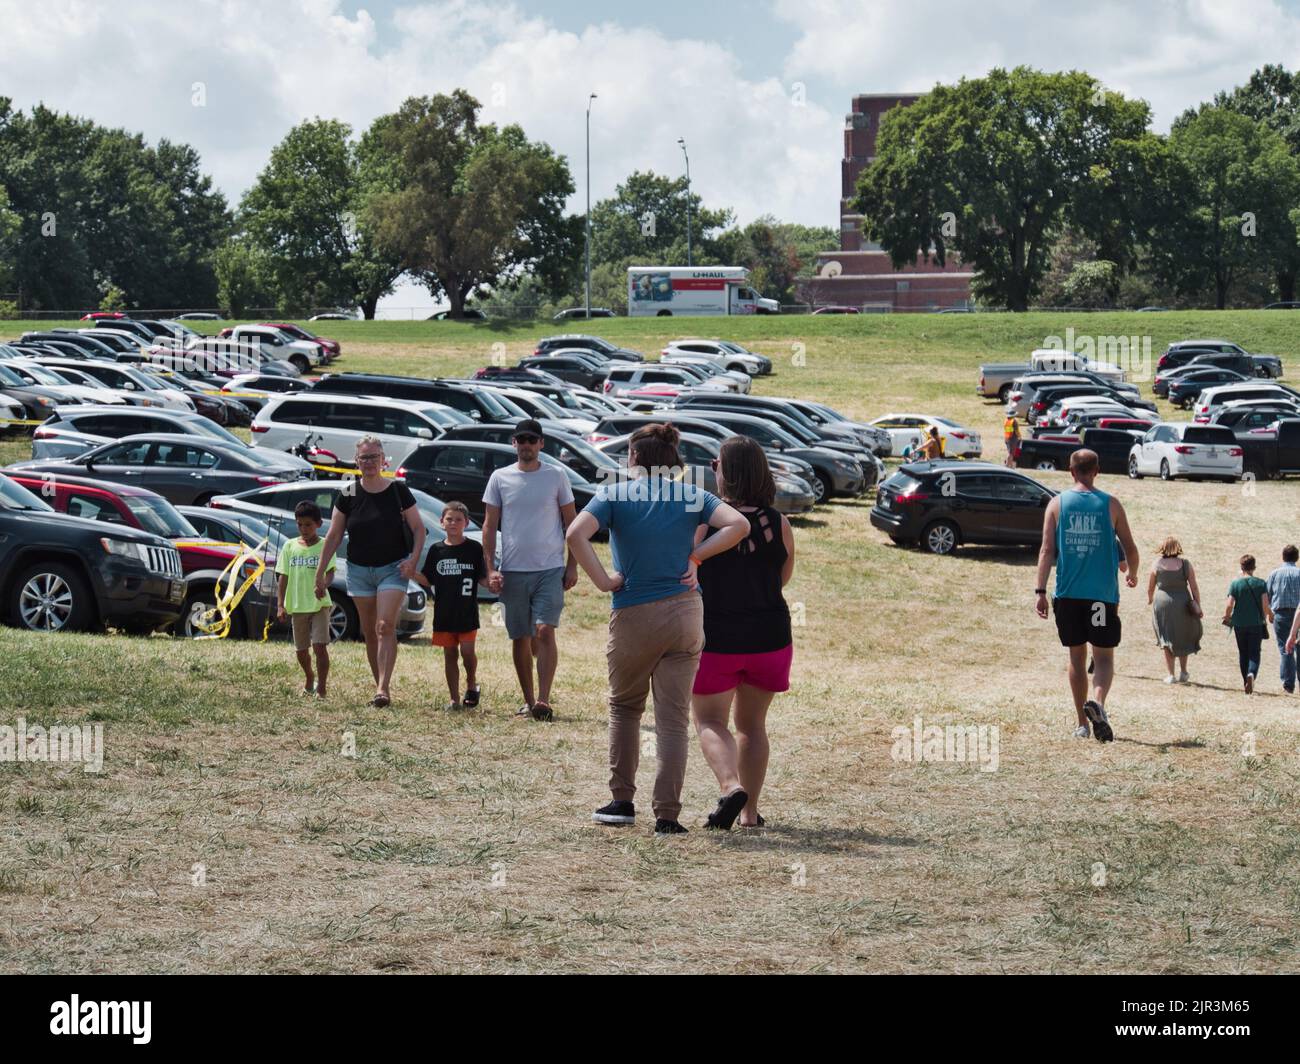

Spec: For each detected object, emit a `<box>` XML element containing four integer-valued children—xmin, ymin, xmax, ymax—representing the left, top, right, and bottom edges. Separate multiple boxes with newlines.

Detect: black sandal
<box><xmin>704</xmin><ymin>789</ymin><xmax>748</xmax><ymax>831</ymax></box>
<box><xmin>531</xmin><ymin>701</ymin><xmax>554</xmax><ymax>722</ymax></box>
<box><xmin>463</xmin><ymin>687</ymin><xmax>481</xmax><ymax>709</ymax></box>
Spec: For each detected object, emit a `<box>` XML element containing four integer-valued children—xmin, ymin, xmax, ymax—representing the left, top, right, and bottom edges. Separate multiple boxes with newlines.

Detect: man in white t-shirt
<box><xmin>482</xmin><ymin>419</ymin><xmax>579</xmax><ymax>721</ymax></box>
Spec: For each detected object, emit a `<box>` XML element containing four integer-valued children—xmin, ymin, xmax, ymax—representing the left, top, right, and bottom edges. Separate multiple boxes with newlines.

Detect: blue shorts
<box><xmin>348</xmin><ymin>560</ymin><xmax>406</xmax><ymax>598</ymax></box>
<box><xmin>500</xmin><ymin>568</ymin><xmax>565</xmax><ymax>639</ymax></box>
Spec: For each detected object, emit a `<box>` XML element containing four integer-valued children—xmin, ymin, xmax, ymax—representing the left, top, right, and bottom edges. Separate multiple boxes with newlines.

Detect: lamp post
<box><xmin>585</xmin><ymin>93</ymin><xmax>597</xmax><ymax>319</ymax></box>
<box><xmin>678</xmin><ymin>137</ymin><xmax>691</xmax><ymax>267</ymax></box>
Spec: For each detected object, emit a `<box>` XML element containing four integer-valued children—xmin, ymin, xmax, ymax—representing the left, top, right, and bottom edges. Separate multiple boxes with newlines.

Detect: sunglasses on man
<box><xmin>513</xmin><ymin>434</ymin><xmax>540</xmax><ymax>444</ymax></box>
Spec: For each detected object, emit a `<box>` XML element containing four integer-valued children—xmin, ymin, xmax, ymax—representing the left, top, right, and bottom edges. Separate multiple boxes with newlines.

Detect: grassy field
<box><xmin>3</xmin><ymin>311</ymin><xmax>1300</xmax><ymax>974</ymax></box>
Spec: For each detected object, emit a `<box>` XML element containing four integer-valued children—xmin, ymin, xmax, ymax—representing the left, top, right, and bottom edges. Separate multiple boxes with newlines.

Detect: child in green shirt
<box><xmin>275</xmin><ymin>501</ymin><xmax>337</xmax><ymax>698</ymax></box>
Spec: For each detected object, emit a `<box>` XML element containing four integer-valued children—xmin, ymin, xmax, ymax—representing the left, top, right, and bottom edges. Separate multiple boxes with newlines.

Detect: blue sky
<box><xmin>5</xmin><ymin>0</ymin><xmax>1299</xmax><ymax>313</ymax></box>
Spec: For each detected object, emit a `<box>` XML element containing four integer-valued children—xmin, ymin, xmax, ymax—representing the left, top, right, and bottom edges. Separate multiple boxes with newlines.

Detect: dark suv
<box><xmin>0</xmin><ymin>472</ymin><xmax>184</xmax><ymax>632</ymax></box>
<box><xmin>871</xmin><ymin>461</ymin><xmax>1055</xmax><ymax>555</ymax></box>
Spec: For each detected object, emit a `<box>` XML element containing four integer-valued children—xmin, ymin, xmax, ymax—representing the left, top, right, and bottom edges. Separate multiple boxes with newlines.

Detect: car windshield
<box><xmin>0</xmin><ymin>364</ymin><xmax>26</xmax><ymax>386</ymax></box>
<box><xmin>518</xmin><ymin>393</ymin><xmax>567</xmax><ymax>420</ymax></box>
<box><xmin>124</xmin><ymin>495</ymin><xmax>197</xmax><ymax>538</ymax></box>
<box><xmin>552</xmin><ymin>435</ymin><xmax>619</xmax><ymax>471</ymax></box>
<box><xmin>0</xmin><ymin>475</ymin><xmax>54</xmax><ymax>511</ymax></box>
<box><xmin>210</xmin><ymin>513</ymin><xmax>288</xmax><ymax>551</ymax></box>
<box><xmin>421</xmin><ymin>405</ymin><xmax>473</xmax><ymax>427</ymax></box>
<box><xmin>14</xmin><ymin>363</ymin><xmax>68</xmax><ymax>385</ymax></box>
<box><xmin>470</xmin><ymin>389</ymin><xmax>516</xmax><ymax>420</ymax></box>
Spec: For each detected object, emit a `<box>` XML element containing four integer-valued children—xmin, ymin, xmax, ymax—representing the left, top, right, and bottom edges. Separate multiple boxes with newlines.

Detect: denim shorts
<box><xmin>500</xmin><ymin>567</ymin><xmax>565</xmax><ymax>639</ymax></box>
<box><xmin>348</xmin><ymin>560</ymin><xmax>406</xmax><ymax>598</ymax></box>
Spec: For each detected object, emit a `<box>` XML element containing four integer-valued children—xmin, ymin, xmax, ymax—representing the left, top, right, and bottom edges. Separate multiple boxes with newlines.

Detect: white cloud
<box><xmin>774</xmin><ymin>0</ymin><xmax>1300</xmax><ymax>130</ymax></box>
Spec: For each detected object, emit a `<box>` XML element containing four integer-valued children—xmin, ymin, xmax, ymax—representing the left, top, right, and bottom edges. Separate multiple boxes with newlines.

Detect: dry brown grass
<box><xmin>2</xmin><ymin>327</ymin><xmax>1300</xmax><ymax>973</ymax></box>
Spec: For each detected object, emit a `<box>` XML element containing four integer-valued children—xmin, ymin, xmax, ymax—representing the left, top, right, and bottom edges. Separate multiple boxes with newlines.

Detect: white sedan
<box><xmin>868</xmin><ymin>414</ymin><xmax>983</xmax><ymax>458</ymax></box>
<box><xmin>1127</xmin><ymin>422</ymin><xmax>1241</xmax><ymax>482</ymax></box>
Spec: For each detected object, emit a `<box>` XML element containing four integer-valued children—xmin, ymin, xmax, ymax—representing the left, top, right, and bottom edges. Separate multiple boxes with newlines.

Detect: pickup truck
<box><xmin>1237</xmin><ymin>419</ymin><xmax>1300</xmax><ymax>479</ymax></box>
<box><xmin>1014</xmin><ymin>427</ymin><xmax>1143</xmax><ymax>475</ymax></box>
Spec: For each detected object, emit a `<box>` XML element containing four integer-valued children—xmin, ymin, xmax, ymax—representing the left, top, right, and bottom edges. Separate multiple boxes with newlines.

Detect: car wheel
<box><xmin>329</xmin><ymin>590</ymin><xmax>359</xmax><ymax>641</ymax></box>
<box><xmin>1160</xmin><ymin>459</ymin><xmax>1173</xmax><ymax>481</ymax></box>
<box><xmin>656</xmin><ymin>310</ymin><xmax>672</xmax><ymax>317</ymax></box>
<box><xmin>175</xmin><ymin>589</ymin><xmax>245</xmax><ymax>639</ymax></box>
<box><xmin>1128</xmin><ymin>457</ymin><xmax>1142</xmax><ymax>479</ymax></box>
<box><xmin>1035</xmin><ymin>460</ymin><xmax>1057</xmax><ymax>471</ymax></box>
<box><xmin>11</xmin><ymin>561</ymin><xmax>96</xmax><ymax>633</ymax></box>
<box><xmin>921</xmin><ymin>520</ymin><xmax>959</xmax><ymax>556</ymax></box>
<box><xmin>807</xmin><ymin>471</ymin><xmax>828</xmax><ymax>503</ymax></box>
<box><xmin>290</xmin><ymin>355</ymin><xmax>311</xmax><ymax>374</ymax></box>
<box><xmin>998</xmin><ymin>384</ymin><xmax>1013</xmax><ymax>403</ymax></box>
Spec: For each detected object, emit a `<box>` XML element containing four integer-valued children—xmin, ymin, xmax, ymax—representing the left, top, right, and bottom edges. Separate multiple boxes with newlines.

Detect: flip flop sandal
<box><xmin>515</xmin><ymin>704</ymin><xmax>533</xmax><ymax>718</ymax></box>
<box><xmin>530</xmin><ymin>701</ymin><xmax>554</xmax><ymax>722</ymax></box>
<box><xmin>463</xmin><ymin>687</ymin><xmax>481</xmax><ymax>709</ymax></box>
<box><xmin>371</xmin><ymin>694</ymin><xmax>391</xmax><ymax>709</ymax></box>
<box><xmin>704</xmin><ymin>789</ymin><xmax>749</xmax><ymax>831</ymax></box>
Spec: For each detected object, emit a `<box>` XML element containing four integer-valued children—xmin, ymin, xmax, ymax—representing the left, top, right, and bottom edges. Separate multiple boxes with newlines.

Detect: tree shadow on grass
<box><xmin>1114</xmin><ymin>737</ymin><xmax>1209</xmax><ymax>751</ymax></box>
<box><xmin>788</xmin><ymin>516</ymin><xmax>830</xmax><ymax>530</ymax></box>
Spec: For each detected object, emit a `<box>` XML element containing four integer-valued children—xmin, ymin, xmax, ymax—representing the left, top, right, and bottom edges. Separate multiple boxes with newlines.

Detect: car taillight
<box><xmin>895</xmin><ymin>491</ymin><xmax>930</xmax><ymax>503</ymax></box>
<box><xmin>1010</xmin><ymin>392</ymin><xmax>1022</xmax><ymax>401</ymax></box>
<box><xmin>1174</xmin><ymin>445</ymin><xmax>1194</xmax><ymax>454</ymax></box>
<box><xmin>395</xmin><ymin>466</ymin><xmax>408</xmax><ymax>478</ymax></box>
<box><xmin>33</xmin><ymin>428</ymin><xmax>54</xmax><ymax>439</ymax></box>
<box><xmin>603</xmin><ymin>381</ymin><xmax>612</xmax><ymax>393</ymax></box>
<box><xmin>1032</xmin><ymin>401</ymin><xmax>1045</xmax><ymax>411</ymax></box>
<box><xmin>251</xmin><ymin>424</ymin><xmax>268</xmax><ymax>432</ymax></box>
<box><xmin>1229</xmin><ymin>447</ymin><xmax>1243</xmax><ymax>456</ymax></box>
<box><xmin>1195</xmin><ymin>416</ymin><xmax>1209</xmax><ymax>423</ymax></box>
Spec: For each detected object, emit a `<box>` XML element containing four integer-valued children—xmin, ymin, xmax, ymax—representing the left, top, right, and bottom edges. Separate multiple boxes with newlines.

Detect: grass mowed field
<box><xmin>3</xmin><ymin>312</ymin><xmax>1300</xmax><ymax>973</ymax></box>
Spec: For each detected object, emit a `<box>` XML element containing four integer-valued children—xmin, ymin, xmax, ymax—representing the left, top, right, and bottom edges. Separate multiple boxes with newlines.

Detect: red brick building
<box><xmin>809</xmin><ymin>94</ymin><xmax>973</xmax><ymax>311</ymax></box>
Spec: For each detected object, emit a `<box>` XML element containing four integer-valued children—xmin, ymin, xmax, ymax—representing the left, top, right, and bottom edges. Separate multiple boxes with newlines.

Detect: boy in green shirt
<box><xmin>275</xmin><ymin>500</ymin><xmax>337</xmax><ymax>698</ymax></box>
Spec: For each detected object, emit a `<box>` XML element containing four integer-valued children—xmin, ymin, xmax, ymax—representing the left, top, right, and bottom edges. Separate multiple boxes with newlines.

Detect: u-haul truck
<box><xmin>627</xmin><ymin>266</ymin><xmax>780</xmax><ymax>317</ymax></box>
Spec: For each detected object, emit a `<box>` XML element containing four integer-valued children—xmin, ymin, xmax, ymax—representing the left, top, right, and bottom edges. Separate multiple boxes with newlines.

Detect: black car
<box><xmin>437</xmin><ymin>423</ymin><xmax>620</xmax><ymax>483</ymax></box>
<box><xmin>532</xmin><ymin>335</ymin><xmax>644</xmax><ymax>362</ymax></box>
<box><xmin>1025</xmin><ymin>384</ymin><xmax>1156</xmax><ymax>422</ymax></box>
<box><xmin>871</xmin><ymin>461</ymin><xmax>1055</xmax><ymax>555</ymax></box>
<box><xmin>1015</xmin><ymin>428</ymin><xmax>1143</xmax><ymax>474</ymax></box>
<box><xmin>20</xmin><ymin>332</ymin><xmax>119</xmax><ymax>359</ymax></box>
<box><xmin>0</xmin><ymin>472</ymin><xmax>184</xmax><ymax>632</ymax></box>
<box><xmin>0</xmin><ymin>360</ymin><xmax>83</xmax><ymax>420</ymax></box>
<box><xmin>517</xmin><ymin>353</ymin><xmax>609</xmax><ymax>390</ymax></box>
<box><xmin>669</xmin><ymin>391</ymin><xmax>867</xmax><ymax>448</ymax></box>
<box><xmin>1210</xmin><ymin>403</ymin><xmax>1300</xmax><ymax>433</ymax></box>
<box><xmin>308</xmin><ymin>373</ymin><xmax>521</xmax><ymax>424</ymax></box>
<box><xmin>396</xmin><ymin>440</ymin><xmax>598</xmax><ymax>523</ymax></box>
<box><xmin>1166</xmin><ymin>368</ymin><xmax>1250</xmax><ymax>407</ymax></box>
<box><xmin>10</xmin><ymin>434</ymin><xmax>315</xmax><ymax>505</ymax></box>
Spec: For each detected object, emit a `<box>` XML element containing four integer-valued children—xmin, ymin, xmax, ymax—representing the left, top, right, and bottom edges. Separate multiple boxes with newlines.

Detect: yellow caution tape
<box><xmin>0</xmin><ymin>416</ymin><xmax>48</xmax><ymax>426</ymax></box>
<box><xmin>310</xmin><ymin>463</ymin><xmax>397</xmax><ymax>479</ymax></box>
<box><xmin>190</xmin><ymin>537</ymin><xmax>269</xmax><ymax>641</ymax></box>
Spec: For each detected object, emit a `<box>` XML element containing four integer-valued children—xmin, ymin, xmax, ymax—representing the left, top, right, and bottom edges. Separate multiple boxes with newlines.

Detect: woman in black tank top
<box><xmin>690</xmin><ymin>436</ymin><xmax>796</xmax><ymax>830</ymax></box>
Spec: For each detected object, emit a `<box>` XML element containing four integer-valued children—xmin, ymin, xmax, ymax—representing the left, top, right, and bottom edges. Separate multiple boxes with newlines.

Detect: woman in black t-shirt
<box><xmin>690</xmin><ymin>436</ymin><xmax>795</xmax><ymax>830</ymax></box>
<box><xmin>316</xmin><ymin>436</ymin><xmax>426</xmax><ymax>708</ymax></box>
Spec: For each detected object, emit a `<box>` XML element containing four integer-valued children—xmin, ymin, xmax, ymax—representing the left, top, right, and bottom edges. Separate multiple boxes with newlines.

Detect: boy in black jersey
<box><xmin>416</xmin><ymin>501</ymin><xmax>489</xmax><ymax>710</ymax></box>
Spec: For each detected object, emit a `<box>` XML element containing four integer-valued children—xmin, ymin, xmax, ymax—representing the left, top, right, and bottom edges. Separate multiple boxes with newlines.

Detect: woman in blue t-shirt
<box><xmin>566</xmin><ymin>423</ymin><xmax>748</xmax><ymax>836</ymax></box>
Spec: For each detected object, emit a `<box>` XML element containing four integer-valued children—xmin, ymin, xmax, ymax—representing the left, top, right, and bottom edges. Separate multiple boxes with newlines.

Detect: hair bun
<box><xmin>653</xmin><ymin>423</ymin><xmax>679</xmax><ymax>446</ymax></box>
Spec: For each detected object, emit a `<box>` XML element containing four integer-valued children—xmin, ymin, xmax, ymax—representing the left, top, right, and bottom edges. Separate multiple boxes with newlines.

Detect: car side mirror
<box><xmin>416</xmin><ymin>427</ymin><xmax>433</xmax><ymax>439</ymax></box>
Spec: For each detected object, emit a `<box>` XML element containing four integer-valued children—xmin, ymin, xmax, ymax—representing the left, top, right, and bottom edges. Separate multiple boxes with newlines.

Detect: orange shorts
<box><xmin>431</xmin><ymin>630</ymin><xmax>477</xmax><ymax>648</ymax></box>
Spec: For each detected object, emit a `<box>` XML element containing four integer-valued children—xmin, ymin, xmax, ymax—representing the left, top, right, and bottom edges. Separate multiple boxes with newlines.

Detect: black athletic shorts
<box><xmin>1053</xmin><ymin>596</ymin><xmax>1121</xmax><ymax>649</ymax></box>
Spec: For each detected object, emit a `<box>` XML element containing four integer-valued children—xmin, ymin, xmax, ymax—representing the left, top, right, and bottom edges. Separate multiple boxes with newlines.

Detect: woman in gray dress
<box><xmin>1148</xmin><ymin>535</ymin><xmax>1203</xmax><ymax>683</ymax></box>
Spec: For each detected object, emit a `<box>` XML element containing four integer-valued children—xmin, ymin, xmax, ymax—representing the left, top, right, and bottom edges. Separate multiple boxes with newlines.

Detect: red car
<box><xmin>5</xmin><ymin>472</ymin><xmax>280</xmax><ymax>639</ymax></box>
<box><xmin>80</xmin><ymin>311</ymin><xmax>127</xmax><ymax>321</ymax></box>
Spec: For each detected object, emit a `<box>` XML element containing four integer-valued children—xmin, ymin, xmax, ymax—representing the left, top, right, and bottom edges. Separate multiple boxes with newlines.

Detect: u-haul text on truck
<box><xmin>627</xmin><ymin>267</ymin><xmax>780</xmax><ymax>317</ymax></box>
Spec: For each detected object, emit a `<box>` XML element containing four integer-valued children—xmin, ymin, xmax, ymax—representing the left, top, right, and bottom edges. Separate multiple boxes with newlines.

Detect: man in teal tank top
<box><xmin>1035</xmin><ymin>449</ymin><xmax>1140</xmax><ymax>743</ymax></box>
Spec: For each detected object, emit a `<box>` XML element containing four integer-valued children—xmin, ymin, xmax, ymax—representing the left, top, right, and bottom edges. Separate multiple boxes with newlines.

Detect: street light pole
<box><xmin>585</xmin><ymin>93</ymin><xmax>597</xmax><ymax>319</ymax></box>
<box><xmin>678</xmin><ymin>137</ymin><xmax>691</xmax><ymax>267</ymax></box>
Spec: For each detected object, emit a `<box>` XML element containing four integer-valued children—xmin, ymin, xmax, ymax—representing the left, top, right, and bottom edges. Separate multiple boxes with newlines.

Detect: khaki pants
<box><xmin>606</xmin><ymin>590</ymin><xmax>704</xmax><ymax>821</ymax></box>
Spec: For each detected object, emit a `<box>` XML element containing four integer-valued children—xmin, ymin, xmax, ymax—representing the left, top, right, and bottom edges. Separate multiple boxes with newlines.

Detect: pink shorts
<box><xmin>692</xmin><ymin>644</ymin><xmax>793</xmax><ymax>696</ymax></box>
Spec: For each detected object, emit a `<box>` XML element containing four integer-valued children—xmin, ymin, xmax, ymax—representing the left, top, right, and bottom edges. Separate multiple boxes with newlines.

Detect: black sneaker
<box><xmin>654</xmin><ymin>819</ymin><xmax>688</xmax><ymax>835</ymax></box>
<box><xmin>1083</xmin><ymin>700</ymin><xmax>1113</xmax><ymax>743</ymax></box>
<box><xmin>704</xmin><ymin>789</ymin><xmax>749</xmax><ymax>831</ymax></box>
<box><xmin>592</xmin><ymin>800</ymin><xmax>635</xmax><ymax>825</ymax></box>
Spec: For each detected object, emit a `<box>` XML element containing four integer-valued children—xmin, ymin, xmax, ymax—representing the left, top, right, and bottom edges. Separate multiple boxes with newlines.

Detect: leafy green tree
<box><xmin>1062</xmin><ymin>259</ymin><xmax>1119</xmax><ymax>307</ymax></box>
<box><xmin>589</xmin><ymin>170</ymin><xmax>733</xmax><ymax>268</ymax></box>
<box><xmin>239</xmin><ymin>118</ymin><xmax>403</xmax><ymax>318</ymax></box>
<box><xmin>1155</xmin><ymin>106</ymin><xmax>1300</xmax><ymax>308</ymax></box>
<box><xmin>364</xmin><ymin>91</ymin><xmax>581</xmax><ymax>319</ymax></box>
<box><xmin>214</xmin><ymin>236</ymin><xmax>276</xmax><ymax>318</ymax></box>
<box><xmin>1212</xmin><ymin>66</ymin><xmax>1300</xmax><ymax>300</ymax></box>
<box><xmin>0</xmin><ymin>183</ymin><xmax>18</xmax><ymax>293</ymax></box>
<box><xmin>854</xmin><ymin>68</ymin><xmax>1156</xmax><ymax>311</ymax></box>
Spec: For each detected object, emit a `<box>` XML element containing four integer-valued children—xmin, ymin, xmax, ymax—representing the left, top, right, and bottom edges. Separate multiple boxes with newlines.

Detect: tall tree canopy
<box><xmin>854</xmin><ymin>67</ymin><xmax>1156</xmax><ymax>311</ymax></box>
<box><xmin>364</xmin><ymin>90</ymin><xmax>580</xmax><ymax>318</ymax></box>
